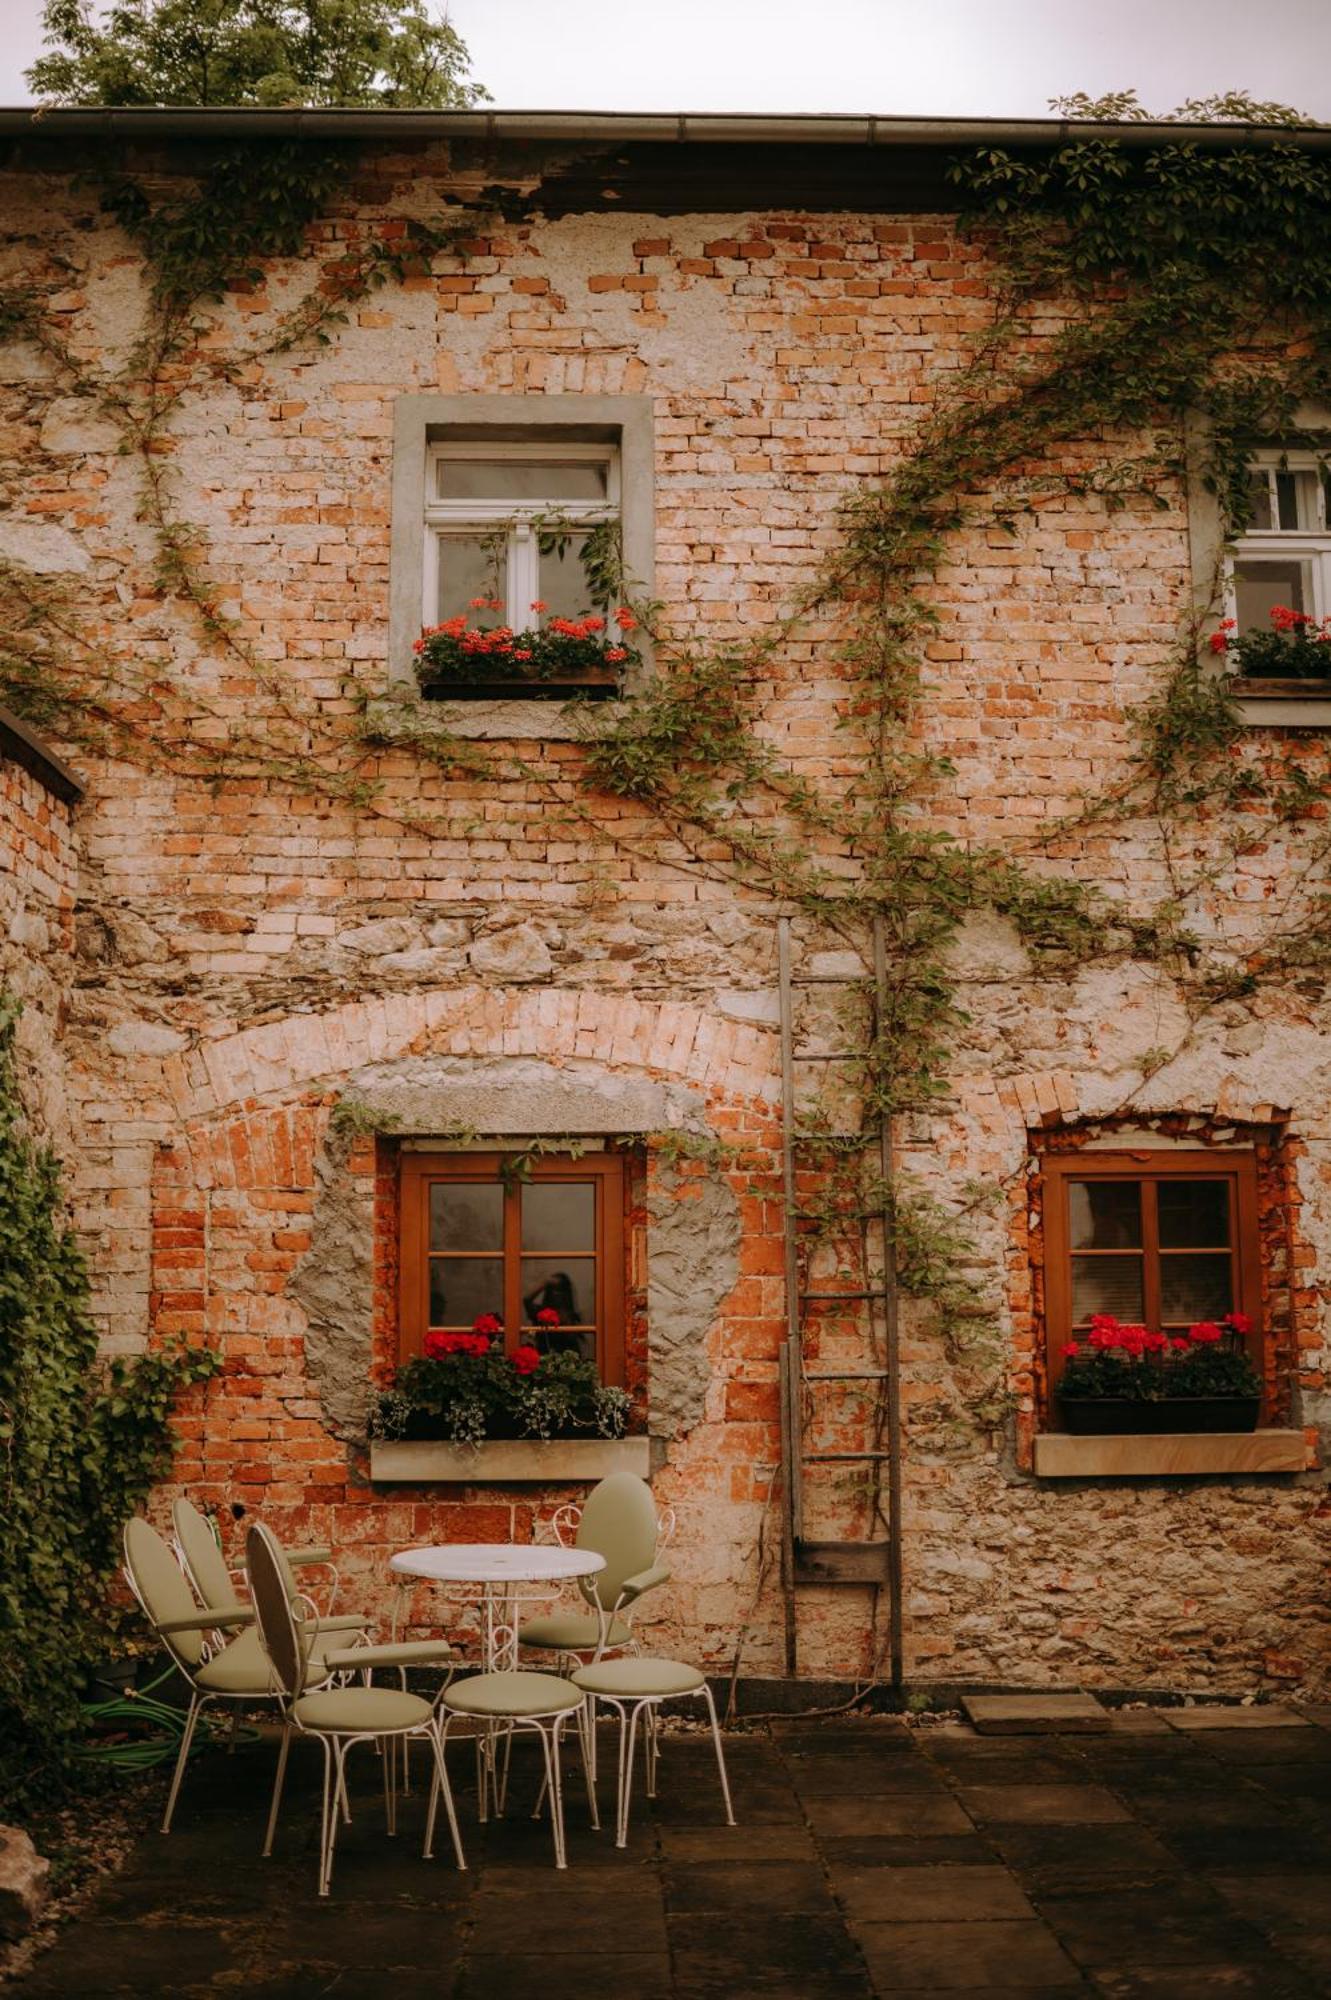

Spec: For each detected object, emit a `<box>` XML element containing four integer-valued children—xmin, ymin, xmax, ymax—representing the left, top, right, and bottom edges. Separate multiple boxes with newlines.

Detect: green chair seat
<box><xmin>572</xmin><ymin>1656</ymin><xmax>706</xmax><ymax>1699</ymax></box>
<box><xmin>444</xmin><ymin>1671</ymin><xmax>583</xmax><ymax>1719</ymax></box>
<box><xmin>292</xmin><ymin>1686</ymin><xmax>433</xmax><ymax>1733</ymax></box>
<box><xmin>194</xmin><ymin>1627</ymin><xmax>279</xmax><ymax>1694</ymax></box>
<box><xmin>518</xmin><ymin>1612</ymin><xmax>632</xmax><ymax>1652</ymax></box>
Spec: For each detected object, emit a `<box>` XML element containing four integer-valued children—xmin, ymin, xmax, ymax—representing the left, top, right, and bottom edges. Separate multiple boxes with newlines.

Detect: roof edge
<box><xmin>0</xmin><ymin>705</ymin><xmax>84</xmax><ymax>806</ymax></box>
<box><xmin>2</xmin><ymin>106</ymin><xmax>1330</xmax><ymax>149</ymax></box>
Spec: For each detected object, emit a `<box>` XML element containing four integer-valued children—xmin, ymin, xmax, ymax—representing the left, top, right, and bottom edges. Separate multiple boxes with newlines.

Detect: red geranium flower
<box><xmin>1062</xmin><ymin>1342</ymin><xmax>1080</xmax><ymax>1359</ymax></box>
<box><xmin>614</xmin><ymin>607</ymin><xmax>637</xmax><ymax>631</ymax></box>
<box><xmin>1171</xmin><ymin>1336</ymin><xmax>1191</xmax><ymax>1351</ymax></box>
<box><xmin>1225</xmin><ymin>1311</ymin><xmax>1253</xmax><ymax>1336</ymax></box>
<box><xmin>536</xmin><ymin>1307</ymin><xmax>561</xmax><ymax>1327</ymax></box>
<box><xmin>512</xmin><ymin>1345</ymin><xmax>541</xmax><ymax>1375</ymax></box>
<box><xmin>472</xmin><ymin>1312</ymin><xmax>503</xmax><ymax>1339</ymax></box>
<box><xmin>1188</xmin><ymin>1320</ymin><xmax>1224</xmax><ymax>1344</ymax></box>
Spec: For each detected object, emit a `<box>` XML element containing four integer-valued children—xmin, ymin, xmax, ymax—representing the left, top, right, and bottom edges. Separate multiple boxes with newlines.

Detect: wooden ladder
<box><xmin>776</xmin><ymin>915</ymin><xmax>903</xmax><ymax>1687</ymax></box>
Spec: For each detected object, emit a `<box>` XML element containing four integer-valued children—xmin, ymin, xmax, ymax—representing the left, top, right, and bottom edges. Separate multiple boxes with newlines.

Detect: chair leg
<box><xmin>578</xmin><ymin>1700</ymin><xmax>600</xmax><ymax>1832</ymax></box>
<box><xmin>617</xmin><ymin>1699</ymin><xmax>644</xmax><ymax>1849</ymax></box>
<box><xmin>645</xmin><ymin>1704</ymin><xmax>660</xmax><ymax>1798</ymax></box>
<box><xmin>422</xmin><ymin>1723</ymin><xmax>467</xmax><ymax>1871</ymax></box>
<box><xmin>162</xmin><ymin>1692</ymin><xmax>203</xmax><ymax>1834</ymax></box>
<box><xmin>317</xmin><ymin>1737</ymin><xmax>336</xmax><ymax>1898</ymax></box>
<box><xmin>383</xmin><ymin>1731</ymin><xmax>397</xmax><ymax>1836</ymax></box>
<box><xmin>540</xmin><ymin>1718</ymin><xmax>568</xmax><ymax>1870</ymax></box>
<box><xmin>700</xmin><ymin>1682</ymin><xmax>736</xmax><ymax>1826</ymax></box>
<box><xmin>321</xmin><ymin>1739</ymin><xmax>350</xmax><ymax>1896</ymax></box>
<box><xmin>263</xmin><ymin>1719</ymin><xmax>293</xmax><ymax>1857</ymax></box>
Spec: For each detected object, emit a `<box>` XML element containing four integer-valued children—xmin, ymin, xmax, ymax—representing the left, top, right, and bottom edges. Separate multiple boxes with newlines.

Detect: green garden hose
<box><xmin>79</xmin><ymin>1667</ymin><xmax>262</xmax><ymax>1771</ymax></box>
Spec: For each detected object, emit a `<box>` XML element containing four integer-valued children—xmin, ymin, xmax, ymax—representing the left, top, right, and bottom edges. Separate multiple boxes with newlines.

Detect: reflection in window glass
<box><xmin>429</xmin><ymin>1257</ymin><xmax>504</xmax><ymax>1326</ymax></box>
<box><xmin>1160</xmin><ymin>1254</ymin><xmax>1233</xmax><ymax>1325</ymax></box>
<box><xmin>1068</xmin><ymin>1181</ymin><xmax>1142</xmax><ymax>1249</ymax></box>
<box><xmin>437</xmin><ymin>536</ymin><xmax>506</xmax><ymax>622</ymax></box>
<box><xmin>540</xmin><ymin>532</ymin><xmax>602</xmax><ymax>617</ymax></box>
<box><xmin>1156</xmin><ymin>1180</ymin><xmax>1230</xmax><ymax>1250</ymax></box>
<box><xmin>521</xmin><ymin>1258</ymin><xmax>593</xmax><ymax>1324</ymax></box>
<box><xmin>521</xmin><ymin>1184</ymin><xmax>595</xmax><ymax>1253</ymax></box>
<box><xmin>436</xmin><ymin>458</ymin><xmax>608</xmax><ymax>502</ymax></box>
<box><xmin>1071</xmin><ymin>1258</ymin><xmax>1145</xmax><ymax>1325</ymax></box>
<box><xmin>1234</xmin><ymin>558</ymin><xmax>1308</xmax><ymax>637</ymax></box>
<box><xmin>429</xmin><ymin>1183</ymin><xmax>503</xmax><ymax>1252</ymax></box>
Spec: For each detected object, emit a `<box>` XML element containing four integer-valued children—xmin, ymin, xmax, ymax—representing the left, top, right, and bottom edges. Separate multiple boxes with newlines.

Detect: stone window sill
<box><xmin>1231</xmin><ymin>678</ymin><xmax>1331</xmax><ymax>728</ymax></box>
<box><xmin>366</xmin><ymin>693</ymin><xmax>594</xmax><ymax>743</ymax></box>
<box><xmin>369</xmin><ymin>1436</ymin><xmax>653</xmax><ymax>1483</ymax></box>
<box><xmin>1032</xmin><ymin>1429</ymin><xmax>1307</xmax><ymax>1479</ymax></box>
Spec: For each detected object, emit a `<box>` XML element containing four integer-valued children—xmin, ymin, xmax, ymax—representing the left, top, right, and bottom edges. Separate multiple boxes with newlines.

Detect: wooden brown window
<box><xmin>399</xmin><ymin>1151</ymin><xmax>626</xmax><ymax>1381</ymax></box>
<box><xmin>1042</xmin><ymin>1151</ymin><xmax>1262</xmax><ymax>1396</ymax></box>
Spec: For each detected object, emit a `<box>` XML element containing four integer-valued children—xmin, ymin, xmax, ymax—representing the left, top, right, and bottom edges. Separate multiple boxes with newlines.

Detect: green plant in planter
<box><xmin>1209</xmin><ymin>606</ymin><xmax>1331</xmax><ymax>680</ymax></box>
<box><xmin>413</xmin><ymin>604</ymin><xmax>641</xmax><ymax>688</ymax></box>
<box><xmin>371</xmin><ymin>1314</ymin><xmax>630</xmax><ymax>1446</ymax></box>
<box><xmin>1060</xmin><ymin>1312</ymin><xmax>1261</xmax><ymax>1400</ymax></box>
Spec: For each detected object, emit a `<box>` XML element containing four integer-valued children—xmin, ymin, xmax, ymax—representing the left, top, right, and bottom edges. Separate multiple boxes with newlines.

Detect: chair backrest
<box><xmin>172</xmin><ymin>1497</ymin><xmax>234</xmax><ymax>1611</ymax></box>
<box><xmin>246</xmin><ymin>1523</ymin><xmax>307</xmax><ymax>1700</ymax></box>
<box><xmin>575</xmin><ymin>1473</ymin><xmax>660</xmax><ymax>1611</ymax></box>
<box><xmin>123</xmin><ymin>1516</ymin><xmax>206</xmax><ymax>1671</ymax></box>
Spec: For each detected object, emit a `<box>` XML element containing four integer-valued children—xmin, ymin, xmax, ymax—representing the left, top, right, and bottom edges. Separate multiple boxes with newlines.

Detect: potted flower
<box><xmin>1057</xmin><ymin>1312</ymin><xmax>1262</xmax><ymax>1435</ymax></box>
<box><xmin>414</xmin><ymin>600</ymin><xmax>641</xmax><ymax>700</ymax></box>
<box><xmin>370</xmin><ymin>1313</ymin><xmax>631</xmax><ymax>1449</ymax></box>
<box><xmin>1209</xmin><ymin>605</ymin><xmax>1331</xmax><ymax>683</ymax></box>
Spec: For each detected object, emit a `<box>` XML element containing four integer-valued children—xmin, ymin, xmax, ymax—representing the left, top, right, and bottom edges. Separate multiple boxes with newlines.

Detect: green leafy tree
<box><xmin>27</xmin><ymin>0</ymin><xmax>489</xmax><ymax>108</ymax></box>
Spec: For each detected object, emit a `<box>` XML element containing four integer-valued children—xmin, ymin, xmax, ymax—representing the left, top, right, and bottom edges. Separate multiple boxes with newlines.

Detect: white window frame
<box><xmin>1227</xmin><ymin>447</ymin><xmax>1331</xmax><ymax>631</ymax></box>
<box><xmin>422</xmin><ymin>441</ymin><xmax>620</xmax><ymax>635</ymax></box>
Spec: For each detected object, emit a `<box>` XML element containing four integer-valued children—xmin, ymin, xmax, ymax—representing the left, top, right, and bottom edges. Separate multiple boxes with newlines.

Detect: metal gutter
<box><xmin>0</xmin><ymin>704</ymin><xmax>83</xmax><ymax>805</ymax></box>
<box><xmin>1</xmin><ymin>106</ymin><xmax>1330</xmax><ymax>149</ymax></box>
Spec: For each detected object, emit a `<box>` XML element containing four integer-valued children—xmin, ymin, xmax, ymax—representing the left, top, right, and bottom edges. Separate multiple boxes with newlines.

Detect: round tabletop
<box><xmin>389</xmin><ymin>1543</ymin><xmax>606</xmax><ymax>1586</ymax></box>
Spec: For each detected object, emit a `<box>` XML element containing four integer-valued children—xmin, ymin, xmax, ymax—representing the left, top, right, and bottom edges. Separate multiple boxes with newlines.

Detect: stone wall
<box><xmin>0</xmin><ymin>711</ymin><xmax>80</xmax><ymax>1143</ymax></box>
<box><xmin>1</xmin><ymin>136</ymin><xmax>1328</xmax><ymax>1692</ymax></box>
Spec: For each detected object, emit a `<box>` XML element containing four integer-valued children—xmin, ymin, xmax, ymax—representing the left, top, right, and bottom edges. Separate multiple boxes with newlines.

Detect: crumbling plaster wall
<box><xmin>1</xmin><ymin>140</ymin><xmax>1328</xmax><ymax>1687</ymax></box>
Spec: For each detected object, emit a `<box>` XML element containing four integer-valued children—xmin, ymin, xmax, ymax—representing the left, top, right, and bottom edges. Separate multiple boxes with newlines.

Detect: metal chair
<box><xmin>172</xmin><ymin>1496</ymin><xmax>358</xmax><ymax>1639</ymax></box>
<box><xmin>430</xmin><ymin>1669</ymin><xmax>592</xmax><ymax>1870</ymax></box>
<box><xmin>571</xmin><ymin>1656</ymin><xmax>735</xmax><ymax>1848</ymax></box>
<box><xmin>518</xmin><ymin>1472</ymin><xmax>673</xmax><ymax>1670</ymax></box>
<box><xmin>245</xmin><ymin>1523</ymin><xmax>466</xmax><ymax>1896</ymax></box>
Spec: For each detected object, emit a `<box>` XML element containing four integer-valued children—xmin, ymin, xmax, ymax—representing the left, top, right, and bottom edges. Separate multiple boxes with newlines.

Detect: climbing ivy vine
<box><xmin>0</xmin><ymin>999</ymin><xmax>218</xmax><ymax>1806</ymax></box>
<box><xmin>3</xmin><ymin>96</ymin><xmax>1331</xmax><ymax>1449</ymax></box>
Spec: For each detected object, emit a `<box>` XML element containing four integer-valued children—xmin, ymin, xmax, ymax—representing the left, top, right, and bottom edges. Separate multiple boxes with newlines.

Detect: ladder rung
<box><xmin>793</xmin><ymin>1539</ymin><xmax>892</xmax><ymax>1585</ymax></box>
<box><xmin>803</xmin><ymin>1370</ymin><xmax>889</xmax><ymax>1381</ymax></box>
<box><xmin>791</xmin><ymin>1051</ymin><xmax>863</xmax><ymax>1064</ymax></box>
<box><xmin>803</xmin><ymin>1451</ymin><xmax>893</xmax><ymax>1462</ymax></box>
<box><xmin>803</xmin><ymin>1289</ymin><xmax>887</xmax><ymax>1301</ymax></box>
<box><xmin>789</xmin><ymin>975</ymin><xmax>873</xmax><ymax>987</ymax></box>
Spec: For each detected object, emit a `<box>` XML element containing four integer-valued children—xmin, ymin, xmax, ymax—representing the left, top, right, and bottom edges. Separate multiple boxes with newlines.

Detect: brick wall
<box><xmin>1</xmin><ymin>138</ymin><xmax>1328</xmax><ymax>1691</ymax></box>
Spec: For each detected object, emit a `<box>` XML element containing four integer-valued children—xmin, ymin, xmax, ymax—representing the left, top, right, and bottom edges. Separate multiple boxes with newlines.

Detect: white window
<box><xmin>1229</xmin><ymin>450</ymin><xmax>1331</xmax><ymax>634</ymax></box>
<box><xmin>422</xmin><ymin>442</ymin><xmax>620</xmax><ymax>633</ymax></box>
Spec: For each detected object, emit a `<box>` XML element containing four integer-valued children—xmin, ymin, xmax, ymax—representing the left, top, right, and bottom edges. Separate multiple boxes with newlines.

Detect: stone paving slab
<box><xmin>10</xmin><ymin>1709</ymin><xmax>1331</xmax><ymax>1997</ymax></box>
<box><xmin>1164</xmin><ymin>1703</ymin><xmax>1309</xmax><ymax>1731</ymax></box>
<box><xmin>961</xmin><ymin>1694</ymin><xmax>1111</xmax><ymax>1736</ymax></box>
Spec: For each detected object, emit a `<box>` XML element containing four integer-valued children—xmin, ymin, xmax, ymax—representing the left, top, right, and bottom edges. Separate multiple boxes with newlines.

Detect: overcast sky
<box><xmin>2</xmin><ymin>0</ymin><xmax>1331</xmax><ymax>122</ymax></box>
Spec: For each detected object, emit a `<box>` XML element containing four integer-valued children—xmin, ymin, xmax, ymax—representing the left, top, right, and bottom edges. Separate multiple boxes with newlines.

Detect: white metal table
<box><xmin>389</xmin><ymin>1543</ymin><xmax>606</xmax><ymax>1670</ymax></box>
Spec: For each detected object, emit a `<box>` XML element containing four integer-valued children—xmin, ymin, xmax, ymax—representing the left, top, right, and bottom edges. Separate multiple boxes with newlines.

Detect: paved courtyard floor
<box><xmin>9</xmin><ymin>1703</ymin><xmax>1331</xmax><ymax>1997</ymax></box>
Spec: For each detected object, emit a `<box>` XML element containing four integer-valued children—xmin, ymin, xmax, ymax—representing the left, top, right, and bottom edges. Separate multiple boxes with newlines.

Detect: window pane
<box><xmin>1068</xmin><ymin>1181</ymin><xmax>1142</xmax><ymax>1249</ymax></box>
<box><xmin>1160</xmin><ymin>1254</ymin><xmax>1233</xmax><ymax>1325</ymax></box>
<box><xmin>437</xmin><ymin>458</ymin><xmax>608</xmax><ymax>502</ymax></box>
<box><xmin>429</xmin><ymin>1183</ymin><xmax>503</xmax><ymax>1252</ymax></box>
<box><xmin>1234</xmin><ymin>558</ymin><xmax>1308</xmax><ymax>637</ymax></box>
<box><xmin>1071</xmin><ymin>1257</ymin><xmax>1144</xmax><ymax>1324</ymax></box>
<box><xmin>539</xmin><ymin>531</ymin><xmax>604</xmax><ymax>617</ymax></box>
<box><xmin>521</xmin><ymin>1183</ymin><xmax>595</xmax><ymax>1253</ymax></box>
<box><xmin>437</xmin><ymin>535</ymin><xmax>506</xmax><ymax>622</ymax></box>
<box><xmin>1245</xmin><ymin>471</ymin><xmax>1273</xmax><ymax>530</ymax></box>
<box><xmin>1157</xmin><ymin>1180</ymin><xmax>1230</xmax><ymax>1250</ymax></box>
<box><xmin>521</xmin><ymin>1258</ymin><xmax>594</xmax><ymax>1325</ymax></box>
<box><xmin>428</xmin><ymin>1257</ymin><xmax>504</xmax><ymax>1327</ymax></box>
<box><xmin>1275</xmin><ymin>471</ymin><xmax>1301</xmax><ymax>531</ymax></box>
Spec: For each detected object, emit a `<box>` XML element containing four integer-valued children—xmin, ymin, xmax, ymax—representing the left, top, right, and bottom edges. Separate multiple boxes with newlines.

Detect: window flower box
<box><xmin>414</xmin><ymin>604</ymin><xmax>639</xmax><ymax>701</ymax></box>
<box><xmin>1055</xmin><ymin>1312</ymin><xmax>1264</xmax><ymax>1437</ymax></box>
<box><xmin>1058</xmin><ymin>1395</ymin><xmax>1261</xmax><ymax>1436</ymax></box>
